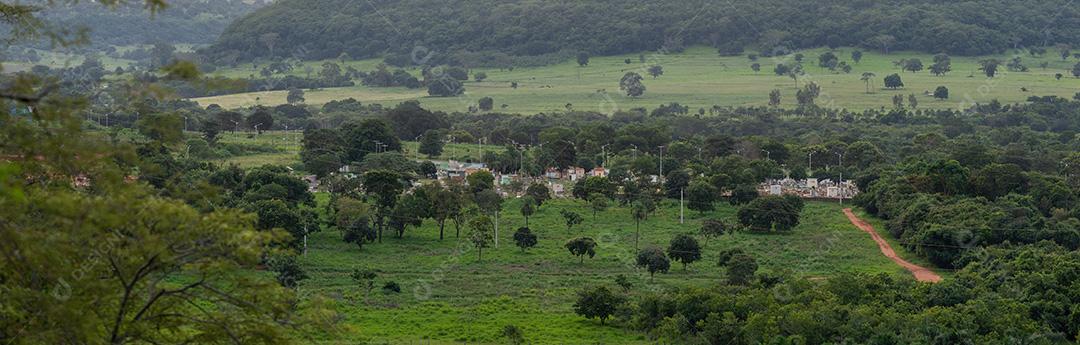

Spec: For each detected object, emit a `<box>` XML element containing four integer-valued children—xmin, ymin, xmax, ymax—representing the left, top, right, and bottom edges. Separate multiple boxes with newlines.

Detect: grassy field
<box><xmin>209</xmin><ymin>131</ymin><xmax>503</xmax><ymax>170</ymax></box>
<box><xmin>194</xmin><ymin>46</ymin><xmax>1080</xmax><ymax>113</ymax></box>
<box><xmin>297</xmin><ymin>194</ymin><xmax>933</xmax><ymax>344</ymax></box>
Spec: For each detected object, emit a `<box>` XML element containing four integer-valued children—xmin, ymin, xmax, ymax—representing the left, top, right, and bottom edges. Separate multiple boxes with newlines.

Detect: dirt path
<box><xmin>843</xmin><ymin>208</ymin><xmax>942</xmax><ymax>283</ymax></box>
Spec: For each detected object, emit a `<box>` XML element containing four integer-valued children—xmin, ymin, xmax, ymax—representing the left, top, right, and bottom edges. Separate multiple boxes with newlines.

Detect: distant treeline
<box><xmin>207</xmin><ymin>0</ymin><xmax>1080</xmax><ymax>65</ymax></box>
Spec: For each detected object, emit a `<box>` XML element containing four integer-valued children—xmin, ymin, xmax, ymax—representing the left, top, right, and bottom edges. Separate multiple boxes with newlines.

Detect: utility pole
<box><xmin>659</xmin><ymin>145</ymin><xmax>665</xmax><ymax>179</ymax></box>
<box><xmin>630</xmin><ymin>144</ymin><xmax>638</xmax><ymax>159</ymax></box>
<box><xmin>808</xmin><ymin>152</ymin><xmax>814</xmax><ymax>173</ymax></box>
<box><xmin>679</xmin><ymin>188</ymin><xmax>685</xmax><ymax>224</ymax></box>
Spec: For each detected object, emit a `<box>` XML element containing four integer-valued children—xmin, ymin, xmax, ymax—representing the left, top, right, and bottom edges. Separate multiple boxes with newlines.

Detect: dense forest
<box><xmin>16</xmin><ymin>0</ymin><xmax>266</xmax><ymax>50</ymax></box>
<box><xmin>207</xmin><ymin>0</ymin><xmax>1080</xmax><ymax>65</ymax></box>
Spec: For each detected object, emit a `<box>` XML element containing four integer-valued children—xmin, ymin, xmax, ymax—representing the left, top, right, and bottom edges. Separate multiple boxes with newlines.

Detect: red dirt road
<box><xmin>843</xmin><ymin>208</ymin><xmax>942</xmax><ymax>283</ymax></box>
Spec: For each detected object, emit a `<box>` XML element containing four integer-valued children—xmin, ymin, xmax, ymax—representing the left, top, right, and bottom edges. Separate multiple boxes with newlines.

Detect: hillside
<box><xmin>24</xmin><ymin>0</ymin><xmax>268</xmax><ymax>49</ymax></box>
<box><xmin>206</xmin><ymin>0</ymin><xmax>1080</xmax><ymax>64</ymax></box>
<box><xmin>192</xmin><ymin>46</ymin><xmax>1080</xmax><ymax>112</ymax></box>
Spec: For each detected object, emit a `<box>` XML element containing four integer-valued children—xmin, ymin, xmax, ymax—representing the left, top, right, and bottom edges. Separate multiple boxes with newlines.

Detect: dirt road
<box><xmin>843</xmin><ymin>208</ymin><xmax>942</xmax><ymax>283</ymax></box>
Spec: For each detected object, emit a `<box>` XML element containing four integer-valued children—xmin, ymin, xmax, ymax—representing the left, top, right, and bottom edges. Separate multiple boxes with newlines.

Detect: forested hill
<box><xmin>207</xmin><ymin>0</ymin><xmax>1080</xmax><ymax>64</ymax></box>
<box><xmin>26</xmin><ymin>0</ymin><xmax>268</xmax><ymax>48</ymax></box>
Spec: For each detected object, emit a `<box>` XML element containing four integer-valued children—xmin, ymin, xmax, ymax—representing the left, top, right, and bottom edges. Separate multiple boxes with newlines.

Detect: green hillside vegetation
<box><xmin>298</xmin><ymin>196</ymin><xmax>926</xmax><ymax>344</ymax></box>
<box><xmin>193</xmin><ymin>46</ymin><xmax>1080</xmax><ymax>112</ymax></box>
<box><xmin>208</xmin><ymin>0</ymin><xmax>1080</xmax><ymax>63</ymax></box>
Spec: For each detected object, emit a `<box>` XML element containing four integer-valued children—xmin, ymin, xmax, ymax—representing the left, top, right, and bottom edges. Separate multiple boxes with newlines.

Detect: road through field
<box><xmin>843</xmin><ymin>208</ymin><xmax>942</xmax><ymax>283</ymax></box>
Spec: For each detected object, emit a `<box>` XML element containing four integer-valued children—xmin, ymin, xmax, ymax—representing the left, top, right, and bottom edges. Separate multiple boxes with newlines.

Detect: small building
<box><xmin>567</xmin><ymin>167</ymin><xmax>587</xmax><ymax>181</ymax></box>
<box><xmin>769</xmin><ymin>185</ymin><xmax>782</xmax><ymax>195</ymax></box>
<box><xmin>591</xmin><ymin>167</ymin><xmax>608</xmax><ymax>177</ymax></box>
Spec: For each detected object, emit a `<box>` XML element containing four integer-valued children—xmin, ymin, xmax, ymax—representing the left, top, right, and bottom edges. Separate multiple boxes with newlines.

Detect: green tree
<box><xmin>632</xmin><ymin>202</ymin><xmax>648</xmax><ymax>249</ymax></box>
<box><xmin>635</xmin><ymin>247</ymin><xmax>671</xmax><ymax>279</ymax></box>
<box><xmin>561</xmin><ymin>210</ymin><xmax>584</xmax><ymax>232</ymax></box>
<box><xmin>737</xmin><ymin>196</ymin><xmax>802</xmax><ymax>232</ymax></box>
<box><xmin>647</xmin><ymin>65</ymin><xmax>664</xmax><ymax>78</ymax></box>
<box><xmin>502</xmin><ymin>325</ymin><xmax>525</xmax><ymax>345</ymax></box>
<box><xmin>577</xmin><ymin>52</ymin><xmax>590</xmax><ymax>66</ymax></box>
<box><xmin>525</xmin><ymin>183</ymin><xmax>551</xmax><ymax>207</ymax></box>
<box><xmin>467</xmin><ymin>170</ymin><xmax>496</xmax><ymax>193</ymax></box>
<box><xmin>267</xmin><ymin>253</ymin><xmax>308</xmax><ymax>289</ymax></box>
<box><xmin>427</xmin><ymin>77</ymin><xmax>465</xmax><ymax>97</ymax></box>
<box><xmin>980</xmin><ymin>59</ymin><xmax>1001</xmax><ymax>78</ymax></box>
<box><xmin>934</xmin><ymin>86</ymin><xmax>950</xmax><ymax>100</ymax></box>
<box><xmin>573</xmin><ymin>286</ymin><xmax>625</xmax><ymax>325</ymax></box>
<box><xmin>589</xmin><ymin>193</ymin><xmax>609</xmax><ymax>219</ymax></box>
<box><xmin>884</xmin><ymin>73</ymin><xmax>904</xmax><ymax>89</ymax></box>
<box><xmin>362</xmin><ymin>170</ymin><xmax>406</xmax><ymax>242</ymax></box>
<box><xmin>717</xmin><ymin>249</ymin><xmax>758</xmax><ymax>285</ymax></box>
<box><xmin>520</xmin><ymin>196</ymin><xmax>537</xmax><ymax>227</ymax></box>
<box><xmin>418</xmin><ymin>130</ymin><xmax>445</xmax><ymax>157</ymax></box>
<box><xmin>619</xmin><ymin>72</ymin><xmax>646</xmax><ymax>98</ymax></box>
<box><xmin>687</xmin><ymin>179</ymin><xmax>717</xmax><ymax>214</ymax></box>
<box><xmin>851</xmin><ymin>50</ymin><xmax>863</xmax><ymax>63</ymax></box>
<box><xmin>860</xmin><ymin>72</ymin><xmax>876</xmax><ymax>93</ymax></box>
<box><xmin>700</xmin><ymin>218</ymin><xmax>728</xmax><ymax>247</ymax></box>
<box><xmin>478</xmin><ymin>96</ymin><xmax>494</xmax><ymax>111</ymax></box>
<box><xmin>667</xmin><ymin>234</ymin><xmax>702</xmax><ymax>270</ymax></box>
<box><xmin>286</xmin><ymin>87</ymin><xmax>305</xmax><ymax>104</ymax></box>
<box><xmin>565</xmin><ymin>237</ymin><xmax>598</xmax><ymax>264</ymax></box>
<box><xmin>903</xmin><ymin>58</ymin><xmax>924</xmax><ymax>73</ymax></box>
<box><xmin>513</xmin><ymin>227</ymin><xmax>538</xmax><ymax>252</ymax></box>
<box><xmin>469</xmin><ymin>215</ymin><xmax>494</xmax><ymax>261</ymax></box>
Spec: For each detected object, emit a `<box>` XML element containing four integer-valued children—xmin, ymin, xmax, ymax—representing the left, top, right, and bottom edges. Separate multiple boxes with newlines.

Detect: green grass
<box><xmin>194</xmin><ymin>46</ymin><xmax>1080</xmax><ymax>113</ymax></box>
<box><xmin>205</xmin><ymin>131</ymin><xmax>502</xmax><ymax>169</ymax></box>
<box><xmin>297</xmin><ymin>195</ymin><xmax>930</xmax><ymax>344</ymax></box>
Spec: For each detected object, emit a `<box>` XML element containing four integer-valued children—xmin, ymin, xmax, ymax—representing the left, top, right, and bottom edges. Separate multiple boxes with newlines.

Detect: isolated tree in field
<box><xmin>908</xmin><ymin>94</ymin><xmax>919</xmax><ymax>109</ymax></box>
<box><xmin>768</xmin><ymin>89</ymin><xmax>782</xmax><ymax>107</ymax></box>
<box><xmin>647</xmin><ymin>65</ymin><xmax>664</xmax><ymax>78</ymax></box>
<box><xmin>1056</xmin><ymin>73</ymin><xmax>1064</xmax><ymax>80</ymax></box>
<box><xmin>474</xmin><ymin>71</ymin><xmax>487</xmax><ymax>82</ymax></box>
<box><xmin>520</xmin><ymin>196</ymin><xmax>536</xmax><ymax>227</ymax></box>
<box><xmin>619</xmin><ymin>72</ymin><xmax>646</xmax><ymax>98</ymax></box>
<box><xmin>1072</xmin><ymin>62</ymin><xmax>1080</xmax><ymax>78</ymax></box>
<box><xmin>751</xmin><ymin>63</ymin><xmax>761</xmax><ymax>73</ymax></box>
<box><xmin>884</xmin><ymin>73</ymin><xmax>904</xmax><ymax>89</ymax></box>
<box><xmin>636</xmin><ymin>247</ymin><xmax>671</xmax><ymax>279</ymax></box>
<box><xmin>687</xmin><ymin>179</ymin><xmax>717</xmax><ymax>214</ymax></box>
<box><xmin>718</xmin><ymin>249</ymin><xmax>758</xmax><ymax>285</ymax></box>
<box><xmin>930</xmin><ymin>54</ymin><xmax>951</xmax><ymax>76</ymax></box>
<box><xmin>818</xmin><ymin>51</ymin><xmax>839</xmax><ymax>70</ymax></box>
<box><xmin>980</xmin><ymin>59</ymin><xmax>1001</xmax><ymax>78</ymax></box>
<box><xmin>362</xmin><ymin>170</ymin><xmax>406</xmax><ymax>242</ymax></box>
<box><xmin>418</xmin><ymin>130</ymin><xmax>445</xmax><ymax>157</ymax></box>
<box><xmin>286</xmin><ymin>87</ymin><xmax>305</xmax><ymax>104</ymax></box>
<box><xmin>632</xmin><ymin>202</ymin><xmax>648</xmax><ymax>249</ymax></box>
<box><xmin>737</xmin><ymin>196</ymin><xmax>802</xmax><ymax>232</ymax></box>
<box><xmin>525</xmin><ymin>183</ymin><xmax>551</xmax><ymax>207</ymax></box>
<box><xmin>851</xmin><ymin>50</ymin><xmax>863</xmax><ymax>64</ymax></box>
<box><xmin>903</xmin><ymin>58</ymin><xmax>924</xmax><ymax>73</ymax></box>
<box><xmin>478</xmin><ymin>96</ymin><xmax>494</xmax><ymax>111</ymax></box>
<box><xmin>934</xmin><ymin>86</ymin><xmax>949</xmax><ymax>100</ymax></box>
<box><xmin>667</xmin><ymin>234</ymin><xmax>702</xmax><ymax>270</ymax></box>
<box><xmin>892</xmin><ymin>94</ymin><xmax>905</xmax><ymax>109</ymax></box>
<box><xmin>589</xmin><ymin>193</ymin><xmax>608</xmax><ymax>219</ymax></box>
<box><xmin>351</xmin><ymin>267</ymin><xmax>378</xmax><ymax>302</ymax></box>
<box><xmin>700</xmin><ymin>218</ymin><xmax>728</xmax><ymax>247</ymax></box>
<box><xmin>388</xmin><ymin>191</ymin><xmax>429</xmax><ymax>238</ymax></box>
<box><xmin>469</xmin><ymin>215</ymin><xmax>495</xmax><ymax>262</ymax></box>
<box><xmin>860</xmin><ymin>72</ymin><xmax>876</xmax><ymax>93</ymax></box>
<box><xmin>573</xmin><ymin>285</ymin><xmax>625</xmax><ymax>325</ymax></box>
<box><xmin>577</xmin><ymin>52</ymin><xmax>590</xmax><ymax>67</ymax></box>
<box><xmin>513</xmin><ymin>227</ymin><xmax>538</xmax><ymax>252</ymax></box>
<box><xmin>430</xmin><ymin>186</ymin><xmax>460</xmax><ymax>240</ymax></box>
<box><xmin>774</xmin><ymin>63</ymin><xmax>791</xmax><ymax>76</ymax></box>
<box><xmin>565</xmin><ymin>237</ymin><xmax>598</xmax><ymax>264</ymax></box>
<box><xmin>427</xmin><ymin>77</ymin><xmax>465</xmax><ymax>97</ymax></box>
<box><xmin>787</xmin><ymin>64</ymin><xmax>804</xmax><ymax>88</ymax></box>
<box><xmin>562</xmin><ymin>210</ymin><xmax>584</xmax><ymax>232</ymax></box>
<box><xmin>796</xmin><ymin>82</ymin><xmax>821</xmax><ymax>106</ymax></box>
